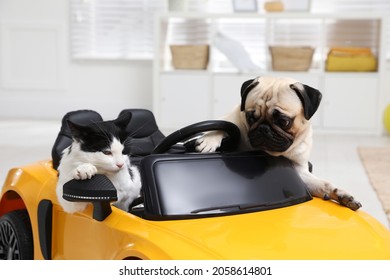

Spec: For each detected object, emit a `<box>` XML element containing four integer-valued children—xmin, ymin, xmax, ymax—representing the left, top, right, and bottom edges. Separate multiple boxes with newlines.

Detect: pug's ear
<box><xmin>290</xmin><ymin>83</ymin><xmax>322</xmax><ymax>120</ymax></box>
<box><xmin>240</xmin><ymin>78</ymin><xmax>259</xmax><ymax>111</ymax></box>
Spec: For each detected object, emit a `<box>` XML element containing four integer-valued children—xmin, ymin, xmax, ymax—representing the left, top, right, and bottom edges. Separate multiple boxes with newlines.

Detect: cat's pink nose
<box><xmin>116</xmin><ymin>163</ymin><xmax>124</xmax><ymax>168</ymax></box>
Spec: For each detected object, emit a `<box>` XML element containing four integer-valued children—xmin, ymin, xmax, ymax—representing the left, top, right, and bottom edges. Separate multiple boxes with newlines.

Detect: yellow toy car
<box><xmin>1</xmin><ymin>109</ymin><xmax>390</xmax><ymax>260</ymax></box>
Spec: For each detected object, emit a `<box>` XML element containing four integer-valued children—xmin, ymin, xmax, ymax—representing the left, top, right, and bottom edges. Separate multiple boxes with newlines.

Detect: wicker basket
<box><xmin>269</xmin><ymin>46</ymin><xmax>314</xmax><ymax>71</ymax></box>
<box><xmin>170</xmin><ymin>45</ymin><xmax>209</xmax><ymax>70</ymax></box>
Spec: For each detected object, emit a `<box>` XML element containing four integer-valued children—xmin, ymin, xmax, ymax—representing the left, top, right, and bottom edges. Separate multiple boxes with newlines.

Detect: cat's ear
<box><xmin>66</xmin><ymin>119</ymin><xmax>88</xmax><ymax>141</ymax></box>
<box><xmin>114</xmin><ymin>112</ymin><xmax>132</xmax><ymax>130</ymax></box>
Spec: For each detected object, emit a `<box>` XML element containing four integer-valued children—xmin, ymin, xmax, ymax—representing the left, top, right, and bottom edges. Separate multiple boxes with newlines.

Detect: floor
<box><xmin>0</xmin><ymin>119</ymin><xmax>389</xmax><ymax>229</ymax></box>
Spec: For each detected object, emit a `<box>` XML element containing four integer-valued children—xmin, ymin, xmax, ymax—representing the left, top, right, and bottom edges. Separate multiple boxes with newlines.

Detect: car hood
<box><xmin>151</xmin><ymin>198</ymin><xmax>390</xmax><ymax>259</ymax></box>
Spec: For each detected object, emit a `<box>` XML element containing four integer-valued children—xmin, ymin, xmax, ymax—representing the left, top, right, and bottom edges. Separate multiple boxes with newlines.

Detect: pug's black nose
<box><xmin>258</xmin><ymin>124</ymin><xmax>273</xmax><ymax>137</ymax></box>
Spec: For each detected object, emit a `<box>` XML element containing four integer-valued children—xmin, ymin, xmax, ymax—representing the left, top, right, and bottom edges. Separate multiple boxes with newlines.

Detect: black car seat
<box><xmin>118</xmin><ymin>109</ymin><xmax>165</xmax><ymax>166</ymax></box>
<box><xmin>51</xmin><ymin>110</ymin><xmax>103</xmax><ymax>170</ymax></box>
<box><xmin>51</xmin><ymin>109</ymin><xmax>166</xmax><ymax>170</ymax></box>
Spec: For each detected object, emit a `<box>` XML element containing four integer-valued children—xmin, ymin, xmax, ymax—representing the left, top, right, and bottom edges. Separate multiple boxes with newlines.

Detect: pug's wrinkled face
<box><xmin>240</xmin><ymin>77</ymin><xmax>322</xmax><ymax>153</ymax></box>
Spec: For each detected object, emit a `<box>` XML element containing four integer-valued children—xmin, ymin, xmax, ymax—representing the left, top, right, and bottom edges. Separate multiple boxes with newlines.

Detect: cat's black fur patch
<box><xmin>67</xmin><ymin>112</ymin><xmax>132</xmax><ymax>153</ymax></box>
<box><xmin>67</xmin><ymin>145</ymin><xmax>72</xmax><ymax>155</ymax></box>
<box><xmin>128</xmin><ymin>166</ymin><xmax>134</xmax><ymax>180</ymax></box>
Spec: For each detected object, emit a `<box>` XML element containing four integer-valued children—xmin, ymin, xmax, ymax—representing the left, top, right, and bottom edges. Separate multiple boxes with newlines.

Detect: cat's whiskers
<box><xmin>122</xmin><ymin>141</ymin><xmax>145</xmax><ymax>156</ymax></box>
<box><xmin>126</xmin><ymin>119</ymin><xmax>155</xmax><ymax>138</ymax></box>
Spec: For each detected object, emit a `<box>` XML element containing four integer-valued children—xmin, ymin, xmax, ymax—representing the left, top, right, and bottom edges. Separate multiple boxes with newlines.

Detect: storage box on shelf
<box><xmin>170</xmin><ymin>44</ymin><xmax>210</xmax><ymax>70</ymax></box>
<box><xmin>269</xmin><ymin>46</ymin><xmax>315</xmax><ymax>71</ymax></box>
<box><xmin>154</xmin><ymin>12</ymin><xmax>387</xmax><ymax>135</ymax></box>
<box><xmin>264</xmin><ymin>1</ymin><xmax>284</xmax><ymax>12</ymax></box>
<box><xmin>325</xmin><ymin>47</ymin><xmax>378</xmax><ymax>72</ymax></box>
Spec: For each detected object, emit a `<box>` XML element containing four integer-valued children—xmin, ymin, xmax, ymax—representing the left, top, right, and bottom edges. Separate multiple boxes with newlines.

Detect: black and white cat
<box><xmin>56</xmin><ymin>112</ymin><xmax>141</xmax><ymax>213</ymax></box>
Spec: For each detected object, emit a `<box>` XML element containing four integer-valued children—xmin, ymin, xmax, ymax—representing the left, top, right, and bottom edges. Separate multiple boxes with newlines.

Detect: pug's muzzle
<box><xmin>248</xmin><ymin>123</ymin><xmax>294</xmax><ymax>152</ymax></box>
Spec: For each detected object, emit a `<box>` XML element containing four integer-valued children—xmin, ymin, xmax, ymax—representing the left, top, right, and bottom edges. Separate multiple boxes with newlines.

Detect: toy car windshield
<box><xmin>141</xmin><ymin>152</ymin><xmax>312</xmax><ymax>220</ymax></box>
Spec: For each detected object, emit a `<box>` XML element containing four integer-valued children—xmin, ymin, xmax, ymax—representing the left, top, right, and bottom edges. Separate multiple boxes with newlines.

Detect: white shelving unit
<box><xmin>153</xmin><ymin>12</ymin><xmax>387</xmax><ymax>134</ymax></box>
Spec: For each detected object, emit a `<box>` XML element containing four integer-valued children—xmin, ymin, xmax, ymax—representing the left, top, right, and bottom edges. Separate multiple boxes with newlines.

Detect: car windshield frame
<box><xmin>139</xmin><ymin>152</ymin><xmax>312</xmax><ymax>220</ymax></box>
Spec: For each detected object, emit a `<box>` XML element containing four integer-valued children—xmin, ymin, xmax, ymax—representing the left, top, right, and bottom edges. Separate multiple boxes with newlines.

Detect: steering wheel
<box><xmin>152</xmin><ymin>120</ymin><xmax>241</xmax><ymax>154</ymax></box>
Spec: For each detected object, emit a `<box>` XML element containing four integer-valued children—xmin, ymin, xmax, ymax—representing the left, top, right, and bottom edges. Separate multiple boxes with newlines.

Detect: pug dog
<box><xmin>196</xmin><ymin>76</ymin><xmax>361</xmax><ymax>211</ymax></box>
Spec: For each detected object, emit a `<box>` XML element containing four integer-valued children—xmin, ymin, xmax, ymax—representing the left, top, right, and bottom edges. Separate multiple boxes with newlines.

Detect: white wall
<box><xmin>0</xmin><ymin>0</ymin><xmax>154</xmax><ymax>121</ymax></box>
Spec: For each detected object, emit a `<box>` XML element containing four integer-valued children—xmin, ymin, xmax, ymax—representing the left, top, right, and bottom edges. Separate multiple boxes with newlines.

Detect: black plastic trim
<box><xmin>37</xmin><ymin>199</ymin><xmax>53</xmax><ymax>260</ymax></box>
<box><xmin>63</xmin><ymin>174</ymin><xmax>118</xmax><ymax>221</ymax></box>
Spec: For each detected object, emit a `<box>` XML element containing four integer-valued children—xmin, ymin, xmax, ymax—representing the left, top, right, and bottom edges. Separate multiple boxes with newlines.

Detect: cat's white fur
<box><xmin>56</xmin><ymin>137</ymin><xmax>141</xmax><ymax>213</ymax></box>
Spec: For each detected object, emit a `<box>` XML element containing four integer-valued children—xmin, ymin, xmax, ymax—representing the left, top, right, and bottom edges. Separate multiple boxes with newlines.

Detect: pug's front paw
<box><xmin>195</xmin><ymin>131</ymin><xmax>225</xmax><ymax>153</ymax></box>
<box><xmin>338</xmin><ymin>194</ymin><xmax>362</xmax><ymax>211</ymax></box>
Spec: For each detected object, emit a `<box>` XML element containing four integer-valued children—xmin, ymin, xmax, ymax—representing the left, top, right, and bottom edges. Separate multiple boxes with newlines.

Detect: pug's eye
<box><xmin>273</xmin><ymin>110</ymin><xmax>293</xmax><ymax>130</ymax></box>
<box><xmin>246</xmin><ymin>110</ymin><xmax>258</xmax><ymax>126</ymax></box>
<box><xmin>277</xmin><ymin>119</ymin><xmax>291</xmax><ymax>129</ymax></box>
<box><xmin>102</xmin><ymin>150</ymin><xmax>112</xmax><ymax>156</ymax></box>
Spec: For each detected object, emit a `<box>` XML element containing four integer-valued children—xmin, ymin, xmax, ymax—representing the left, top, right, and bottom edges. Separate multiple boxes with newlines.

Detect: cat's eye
<box><xmin>102</xmin><ymin>150</ymin><xmax>112</xmax><ymax>156</ymax></box>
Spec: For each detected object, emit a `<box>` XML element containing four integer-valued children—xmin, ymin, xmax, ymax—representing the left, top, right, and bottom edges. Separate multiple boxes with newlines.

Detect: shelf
<box><xmin>160</xmin><ymin>69</ymin><xmax>210</xmax><ymax>75</ymax></box>
<box><xmin>158</xmin><ymin>12</ymin><xmax>386</xmax><ymax>20</ymax></box>
<box><xmin>154</xmin><ymin>12</ymin><xmax>387</xmax><ymax>134</ymax></box>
